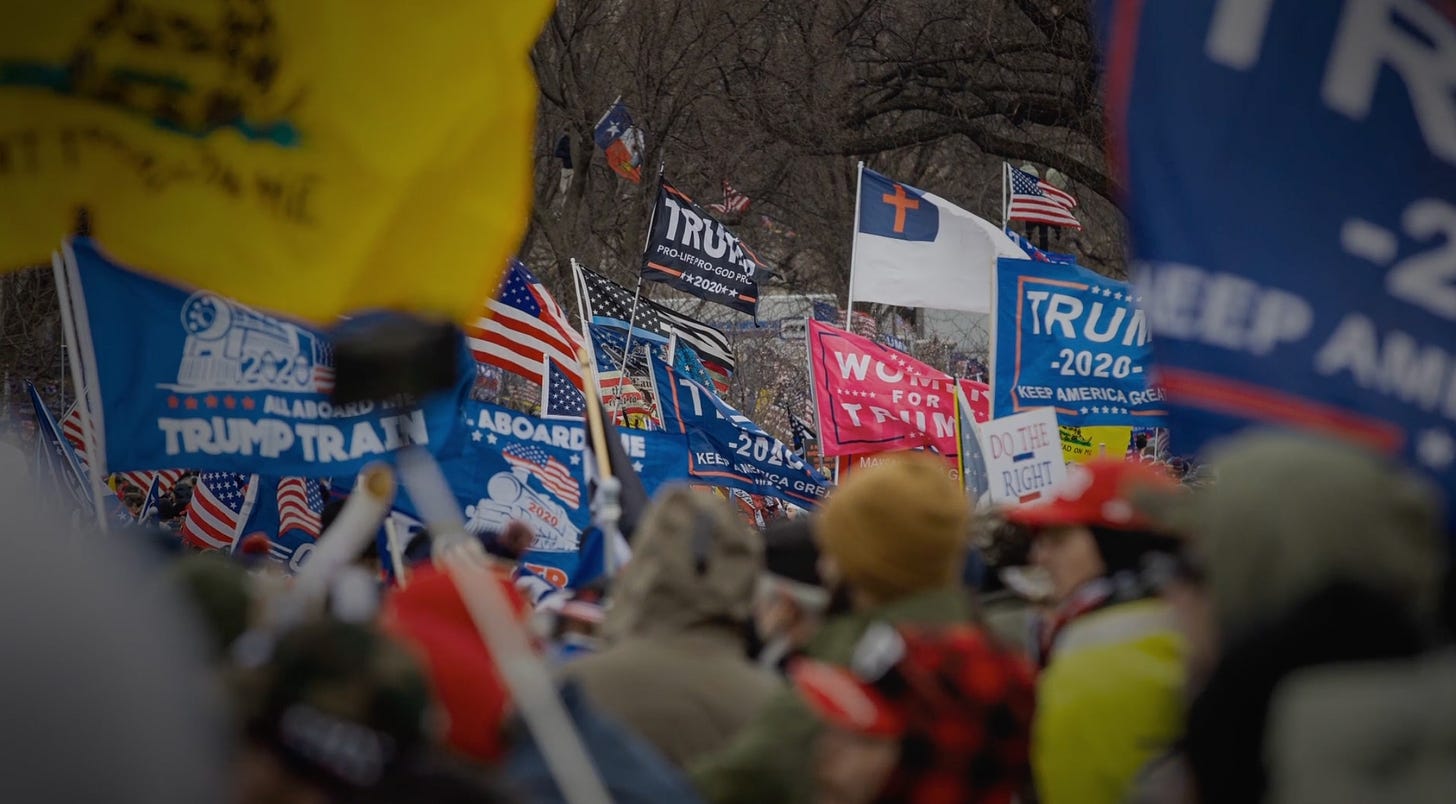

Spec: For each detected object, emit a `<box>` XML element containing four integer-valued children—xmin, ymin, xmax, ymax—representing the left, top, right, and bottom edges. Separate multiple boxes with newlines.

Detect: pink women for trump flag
<box><xmin>808</xmin><ymin>319</ymin><xmax>958</xmax><ymax>457</ymax></box>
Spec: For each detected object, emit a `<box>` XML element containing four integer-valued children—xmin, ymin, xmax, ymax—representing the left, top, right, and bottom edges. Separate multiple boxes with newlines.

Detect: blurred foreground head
<box><xmin>235</xmin><ymin>619</ymin><xmax>433</xmax><ymax>801</ymax></box>
<box><xmin>605</xmin><ymin>485</ymin><xmax>763</xmax><ymax>640</ymax></box>
<box><xmin>1190</xmin><ymin>430</ymin><xmax>1446</xmax><ymax>642</ymax></box>
<box><xmin>0</xmin><ymin>476</ymin><xmax>227</xmax><ymax>802</ymax></box>
<box><xmin>814</xmin><ymin>452</ymin><xmax>971</xmax><ymax>606</ymax></box>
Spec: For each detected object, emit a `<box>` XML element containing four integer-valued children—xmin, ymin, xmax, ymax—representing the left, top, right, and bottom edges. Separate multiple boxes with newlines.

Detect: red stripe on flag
<box><xmin>1156</xmin><ymin>367</ymin><xmax>1405</xmax><ymax>453</ymax></box>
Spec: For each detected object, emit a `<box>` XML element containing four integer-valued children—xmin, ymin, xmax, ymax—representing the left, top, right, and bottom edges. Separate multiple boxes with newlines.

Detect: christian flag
<box><xmin>850</xmin><ymin>166</ymin><xmax>1024</xmax><ymax>313</ymax></box>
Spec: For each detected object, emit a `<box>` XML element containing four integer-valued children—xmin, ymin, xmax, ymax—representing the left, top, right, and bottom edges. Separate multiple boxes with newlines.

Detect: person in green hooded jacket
<box><xmin>691</xmin><ymin>453</ymin><xmax>979</xmax><ymax>803</ymax></box>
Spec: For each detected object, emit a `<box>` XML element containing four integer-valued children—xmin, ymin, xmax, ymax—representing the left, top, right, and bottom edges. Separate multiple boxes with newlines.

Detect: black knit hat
<box><xmin>762</xmin><ymin>517</ymin><xmax>822</xmax><ymax>588</ymax></box>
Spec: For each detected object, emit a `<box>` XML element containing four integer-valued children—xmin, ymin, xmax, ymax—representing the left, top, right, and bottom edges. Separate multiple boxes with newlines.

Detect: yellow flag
<box><xmin>1060</xmin><ymin>425</ymin><xmax>1132</xmax><ymax>463</ymax></box>
<box><xmin>0</xmin><ymin>1</ymin><xmax>552</xmax><ymax>324</ymax></box>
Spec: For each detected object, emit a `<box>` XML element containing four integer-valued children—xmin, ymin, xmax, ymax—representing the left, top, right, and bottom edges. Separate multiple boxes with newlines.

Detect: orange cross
<box><xmin>882</xmin><ymin>184</ymin><xmax>919</xmax><ymax>233</ymax></box>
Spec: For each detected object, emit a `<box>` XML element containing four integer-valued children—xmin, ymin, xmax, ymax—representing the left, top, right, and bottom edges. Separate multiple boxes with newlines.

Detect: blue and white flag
<box><xmin>1005</xmin><ymin>228</ymin><xmax>1078</xmax><ymax>265</ymax></box>
<box><xmin>1098</xmin><ymin>0</ymin><xmax>1456</xmax><ymax>525</ymax></box>
<box><xmin>389</xmin><ymin>401</ymin><xmax>690</xmax><ymax>588</ymax></box>
<box><xmin>68</xmin><ymin>238</ymin><xmax>471</xmax><ymax>477</ymax></box>
<box><xmin>650</xmin><ymin>356</ymin><xmax>829</xmax><ymax>506</ymax></box>
<box><xmin>992</xmin><ymin>258</ymin><xmax>1165</xmax><ymax>426</ymax></box>
<box><xmin>136</xmin><ymin>475</ymin><xmax>162</xmax><ymax>524</ymax></box>
<box><xmin>850</xmin><ymin>166</ymin><xmax>1025</xmax><ymax>314</ymax></box>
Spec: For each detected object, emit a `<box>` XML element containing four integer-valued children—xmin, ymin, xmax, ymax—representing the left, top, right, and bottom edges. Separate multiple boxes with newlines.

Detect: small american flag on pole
<box><xmin>708</xmin><ymin>180</ymin><xmax>751</xmax><ymax>216</ymax></box>
<box><xmin>503</xmin><ymin>442</ymin><xmax>581</xmax><ymax>508</ymax></box>
<box><xmin>469</xmin><ymin>260</ymin><xmax>585</xmax><ymax>390</ymax></box>
<box><xmin>277</xmin><ymin>477</ymin><xmax>324</xmax><ymax>538</ymax></box>
<box><xmin>1007</xmin><ymin>164</ymin><xmax>1081</xmax><ymax>229</ymax></box>
<box><xmin>179</xmin><ymin>472</ymin><xmax>255</xmax><ymax>551</ymax></box>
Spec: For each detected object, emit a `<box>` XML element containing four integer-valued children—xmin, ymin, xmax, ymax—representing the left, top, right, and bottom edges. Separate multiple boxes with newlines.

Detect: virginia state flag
<box><xmin>851</xmin><ymin>167</ymin><xmax>1025</xmax><ymax>313</ymax></box>
<box><xmin>0</xmin><ymin>1</ymin><xmax>552</xmax><ymax>326</ymax></box>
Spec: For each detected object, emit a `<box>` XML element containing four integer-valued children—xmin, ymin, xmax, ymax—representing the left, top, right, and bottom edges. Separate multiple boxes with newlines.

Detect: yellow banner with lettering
<box><xmin>0</xmin><ymin>1</ymin><xmax>552</xmax><ymax>324</ymax></box>
<box><xmin>1060</xmin><ymin>425</ymin><xmax>1132</xmax><ymax>463</ymax></box>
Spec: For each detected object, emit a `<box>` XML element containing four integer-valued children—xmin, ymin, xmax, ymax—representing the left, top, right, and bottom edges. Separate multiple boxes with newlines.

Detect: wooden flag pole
<box><xmin>579</xmin><ymin>347</ymin><xmax>613</xmax><ymax>482</ymax></box>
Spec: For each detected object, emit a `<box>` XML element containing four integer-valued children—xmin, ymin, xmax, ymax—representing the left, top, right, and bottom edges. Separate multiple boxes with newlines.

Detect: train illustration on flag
<box><xmin>167</xmin><ymin>291</ymin><xmax>334</xmax><ymax>395</ymax></box>
<box><xmin>464</xmin><ymin>467</ymin><xmax>581</xmax><ymax>553</ymax></box>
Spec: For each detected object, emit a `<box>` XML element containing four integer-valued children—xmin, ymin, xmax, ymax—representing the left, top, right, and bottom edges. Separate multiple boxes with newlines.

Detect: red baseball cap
<box><xmin>1004</xmin><ymin>458</ymin><xmax>1180</xmax><ymax>531</ymax></box>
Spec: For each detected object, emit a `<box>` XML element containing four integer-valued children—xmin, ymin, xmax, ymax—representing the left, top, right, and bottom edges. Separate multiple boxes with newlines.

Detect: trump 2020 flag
<box><xmin>1097</xmin><ymin>0</ymin><xmax>1456</xmax><ymax>526</ymax></box>
<box><xmin>851</xmin><ymin>166</ymin><xmax>1026</xmax><ymax>313</ymax></box>
<box><xmin>650</xmin><ymin>355</ymin><xmax>829</xmax><ymax>506</ymax></box>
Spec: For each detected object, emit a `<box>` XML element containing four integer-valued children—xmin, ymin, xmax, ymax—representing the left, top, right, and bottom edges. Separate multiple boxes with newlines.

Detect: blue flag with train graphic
<box><xmin>386</xmin><ymin>400</ymin><xmax>690</xmax><ymax>588</ymax></box>
<box><xmin>67</xmin><ymin>238</ymin><xmax>472</xmax><ymax>477</ymax></box>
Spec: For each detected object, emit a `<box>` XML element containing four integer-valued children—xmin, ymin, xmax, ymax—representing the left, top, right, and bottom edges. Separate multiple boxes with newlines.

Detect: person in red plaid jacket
<box><xmin>790</xmin><ymin>621</ymin><xmax>1036</xmax><ymax>804</ymax></box>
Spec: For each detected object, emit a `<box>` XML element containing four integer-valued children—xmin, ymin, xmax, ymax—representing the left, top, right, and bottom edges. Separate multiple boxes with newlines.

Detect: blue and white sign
<box><xmin>992</xmin><ymin>258</ymin><xmax>1164</xmax><ymax>425</ymax></box>
<box><xmin>1099</xmin><ymin>1</ymin><xmax>1456</xmax><ymax>524</ymax></box>
<box><xmin>394</xmin><ymin>401</ymin><xmax>690</xmax><ymax>586</ymax></box>
<box><xmin>69</xmin><ymin>238</ymin><xmax>471</xmax><ymax>477</ymax></box>
<box><xmin>650</xmin><ymin>356</ymin><xmax>830</xmax><ymax>506</ymax></box>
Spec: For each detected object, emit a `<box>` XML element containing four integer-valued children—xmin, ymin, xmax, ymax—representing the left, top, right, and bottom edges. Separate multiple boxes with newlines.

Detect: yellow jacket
<box><xmin>1033</xmin><ymin>598</ymin><xmax>1186</xmax><ymax>804</ymax></box>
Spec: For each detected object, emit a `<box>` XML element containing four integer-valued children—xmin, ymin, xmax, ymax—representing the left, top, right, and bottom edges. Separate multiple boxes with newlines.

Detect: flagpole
<box><xmin>1001</xmin><ymin>161</ymin><xmax>1009</xmax><ymax>231</ymax></box>
<box><xmin>844</xmin><ymin>161</ymin><xmax>865</xmax><ymax>331</ymax></box>
<box><xmin>570</xmin><ymin>258</ymin><xmax>590</xmax><ymax>334</ymax></box>
<box><xmin>614</xmin><ymin>278</ymin><xmax>645</xmax><ymax>424</ymax></box>
<box><xmin>52</xmin><ymin>245</ymin><xmax>110</xmax><ymax>535</ymax></box>
<box><xmin>576</xmin><ymin>348</ymin><xmax>617</xmax><ymax>492</ymax></box>
<box><xmin>616</xmin><ymin>163</ymin><xmax>666</xmax><ymax>424</ymax></box>
<box><xmin>803</xmin><ymin>318</ymin><xmax>832</xmax><ymax>484</ymax></box>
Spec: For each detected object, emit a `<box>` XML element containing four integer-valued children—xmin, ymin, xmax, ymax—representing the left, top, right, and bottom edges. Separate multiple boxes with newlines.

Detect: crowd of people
<box><xmin>2</xmin><ymin>426</ymin><xmax>1452</xmax><ymax>803</ymax></box>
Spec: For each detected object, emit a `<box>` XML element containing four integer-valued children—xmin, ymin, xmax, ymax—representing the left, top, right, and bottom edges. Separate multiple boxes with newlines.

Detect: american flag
<box><xmin>61</xmin><ymin>403</ymin><xmax>187</xmax><ymax>498</ymax></box>
<box><xmin>809</xmin><ymin>300</ymin><xmax>876</xmax><ymax>337</ymax></box>
<box><xmin>277</xmin><ymin>477</ymin><xmax>324</xmax><ymax>537</ymax></box>
<box><xmin>542</xmin><ymin>358</ymin><xmax>588</xmax><ymax>420</ymax></box>
<box><xmin>574</xmin><ymin>263</ymin><xmax>735</xmax><ymax>390</ymax></box>
<box><xmin>179</xmin><ymin>472</ymin><xmax>254</xmax><ymax>551</ymax></box>
<box><xmin>470</xmin><ymin>260</ymin><xmax>585</xmax><ymax>390</ymax></box>
<box><xmin>708</xmin><ymin>180</ymin><xmax>751</xmax><ymax>216</ymax></box>
<box><xmin>1007</xmin><ymin>164</ymin><xmax>1081</xmax><ymax>229</ymax></box>
<box><xmin>1153</xmin><ymin>428</ymin><xmax>1172</xmax><ymax>459</ymax></box>
<box><xmin>60</xmin><ymin>403</ymin><xmax>86</xmax><ymax>458</ymax></box>
<box><xmin>116</xmin><ymin>468</ymin><xmax>187</xmax><ymax>497</ymax></box>
<box><xmin>503</xmin><ymin>442</ymin><xmax>581</xmax><ymax>508</ymax></box>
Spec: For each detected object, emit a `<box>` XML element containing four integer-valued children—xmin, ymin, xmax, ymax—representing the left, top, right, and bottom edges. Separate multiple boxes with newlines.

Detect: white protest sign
<box><xmin>976</xmin><ymin>406</ymin><xmax>1065</xmax><ymax>505</ymax></box>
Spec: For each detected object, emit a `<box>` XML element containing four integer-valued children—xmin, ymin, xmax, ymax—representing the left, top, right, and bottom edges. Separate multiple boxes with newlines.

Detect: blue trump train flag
<box><xmin>390</xmin><ymin>401</ymin><xmax>689</xmax><ymax>587</ymax></box>
<box><xmin>650</xmin><ymin>355</ymin><xmax>829</xmax><ymax>506</ymax></box>
<box><xmin>1098</xmin><ymin>1</ymin><xmax>1456</xmax><ymax>524</ymax></box>
<box><xmin>992</xmin><ymin>258</ymin><xmax>1165</xmax><ymax>426</ymax></box>
<box><xmin>67</xmin><ymin>238</ymin><xmax>471</xmax><ymax>477</ymax></box>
